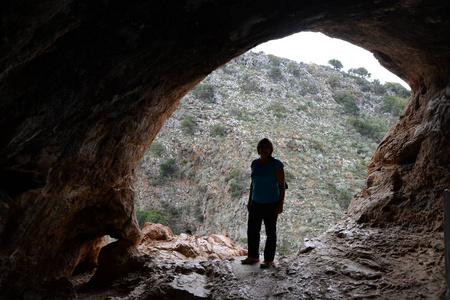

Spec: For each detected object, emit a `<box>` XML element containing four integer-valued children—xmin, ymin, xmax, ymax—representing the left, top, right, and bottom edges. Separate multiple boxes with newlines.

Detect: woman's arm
<box><xmin>247</xmin><ymin>180</ymin><xmax>253</xmax><ymax>211</ymax></box>
<box><xmin>275</xmin><ymin>168</ymin><xmax>285</xmax><ymax>214</ymax></box>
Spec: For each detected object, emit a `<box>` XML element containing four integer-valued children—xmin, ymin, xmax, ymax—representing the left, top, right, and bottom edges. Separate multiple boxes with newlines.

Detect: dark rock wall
<box><xmin>1</xmin><ymin>0</ymin><xmax>449</xmax><ymax>293</ymax></box>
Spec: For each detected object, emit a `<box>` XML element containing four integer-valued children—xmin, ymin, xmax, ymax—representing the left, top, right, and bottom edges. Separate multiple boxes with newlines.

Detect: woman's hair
<box><xmin>257</xmin><ymin>138</ymin><xmax>274</xmax><ymax>156</ymax></box>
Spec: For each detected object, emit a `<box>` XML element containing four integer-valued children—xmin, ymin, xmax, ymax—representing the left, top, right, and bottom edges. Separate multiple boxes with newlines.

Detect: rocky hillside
<box><xmin>135</xmin><ymin>51</ymin><xmax>410</xmax><ymax>254</ymax></box>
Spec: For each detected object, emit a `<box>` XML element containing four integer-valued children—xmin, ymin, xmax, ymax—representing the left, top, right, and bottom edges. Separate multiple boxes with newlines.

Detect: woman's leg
<box><xmin>263</xmin><ymin>203</ymin><xmax>278</xmax><ymax>262</ymax></box>
<box><xmin>247</xmin><ymin>203</ymin><xmax>263</xmax><ymax>259</ymax></box>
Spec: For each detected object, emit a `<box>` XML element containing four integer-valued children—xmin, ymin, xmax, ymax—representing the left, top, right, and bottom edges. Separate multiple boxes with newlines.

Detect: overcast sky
<box><xmin>252</xmin><ymin>32</ymin><xmax>410</xmax><ymax>89</ymax></box>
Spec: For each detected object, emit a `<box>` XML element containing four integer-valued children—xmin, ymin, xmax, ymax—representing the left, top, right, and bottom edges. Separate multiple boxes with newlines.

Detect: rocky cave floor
<box><xmin>73</xmin><ymin>221</ymin><xmax>445</xmax><ymax>299</ymax></box>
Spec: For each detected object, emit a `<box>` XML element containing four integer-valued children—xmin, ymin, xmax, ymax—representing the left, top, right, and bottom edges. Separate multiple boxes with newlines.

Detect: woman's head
<box><xmin>257</xmin><ymin>138</ymin><xmax>273</xmax><ymax>156</ymax></box>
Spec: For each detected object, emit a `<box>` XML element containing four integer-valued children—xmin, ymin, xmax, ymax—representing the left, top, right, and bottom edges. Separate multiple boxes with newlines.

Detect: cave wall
<box><xmin>1</xmin><ymin>0</ymin><xmax>449</xmax><ymax>293</ymax></box>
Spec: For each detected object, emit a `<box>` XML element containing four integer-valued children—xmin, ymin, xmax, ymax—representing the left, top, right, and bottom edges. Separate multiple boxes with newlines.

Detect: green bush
<box><xmin>333</xmin><ymin>90</ymin><xmax>357</xmax><ymax>104</ymax></box>
<box><xmin>268</xmin><ymin>66</ymin><xmax>283</xmax><ymax>81</ymax></box>
<box><xmin>348</xmin><ymin>116</ymin><xmax>388</xmax><ymax>142</ymax></box>
<box><xmin>299</xmin><ymin>81</ymin><xmax>319</xmax><ymax>95</ymax></box>
<box><xmin>268</xmin><ymin>101</ymin><xmax>288</xmax><ymax>117</ymax></box>
<box><xmin>287</xmin><ymin>62</ymin><xmax>301</xmax><ymax>77</ymax></box>
<box><xmin>160</xmin><ymin>158</ymin><xmax>177</xmax><ymax>178</ymax></box>
<box><xmin>136</xmin><ymin>208</ymin><xmax>167</xmax><ymax>228</ymax></box>
<box><xmin>230</xmin><ymin>107</ymin><xmax>244</xmax><ymax>119</ymax></box>
<box><xmin>355</xmin><ymin>78</ymin><xmax>371</xmax><ymax>91</ymax></box>
<box><xmin>384</xmin><ymin>82</ymin><xmax>410</xmax><ymax>98</ymax></box>
<box><xmin>372</xmin><ymin>79</ymin><xmax>387</xmax><ymax>94</ymax></box>
<box><xmin>337</xmin><ymin>189</ymin><xmax>353</xmax><ymax>209</ymax></box>
<box><xmin>326</xmin><ymin>75</ymin><xmax>340</xmax><ymax>88</ymax></box>
<box><xmin>230</xmin><ymin>181</ymin><xmax>245</xmax><ymax>198</ymax></box>
<box><xmin>226</xmin><ymin>168</ymin><xmax>248</xmax><ymax>198</ymax></box>
<box><xmin>328</xmin><ymin>59</ymin><xmax>343</xmax><ymax>71</ymax></box>
<box><xmin>210</xmin><ymin>123</ymin><xmax>228</xmax><ymax>137</ymax></box>
<box><xmin>333</xmin><ymin>91</ymin><xmax>360</xmax><ymax>115</ymax></box>
<box><xmin>326</xmin><ymin>184</ymin><xmax>353</xmax><ymax>209</ymax></box>
<box><xmin>225</xmin><ymin>168</ymin><xmax>245</xmax><ymax>183</ymax></box>
<box><xmin>241</xmin><ymin>75</ymin><xmax>260</xmax><ymax>92</ymax></box>
<box><xmin>180</xmin><ymin>115</ymin><xmax>198</xmax><ymax>135</ymax></box>
<box><xmin>268</xmin><ymin>54</ymin><xmax>281</xmax><ymax>66</ymax></box>
<box><xmin>382</xmin><ymin>95</ymin><xmax>408</xmax><ymax>116</ymax></box>
<box><xmin>343</xmin><ymin>98</ymin><xmax>360</xmax><ymax>115</ymax></box>
<box><xmin>192</xmin><ymin>83</ymin><xmax>215</xmax><ymax>103</ymax></box>
<box><xmin>285</xmin><ymin>170</ymin><xmax>295</xmax><ymax>183</ymax></box>
<box><xmin>348</xmin><ymin>67</ymin><xmax>371</xmax><ymax>78</ymax></box>
<box><xmin>149</xmin><ymin>142</ymin><xmax>165</xmax><ymax>156</ymax></box>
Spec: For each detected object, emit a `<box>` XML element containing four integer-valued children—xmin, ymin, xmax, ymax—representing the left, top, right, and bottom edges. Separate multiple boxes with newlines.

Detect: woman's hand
<box><xmin>276</xmin><ymin>201</ymin><xmax>284</xmax><ymax>214</ymax></box>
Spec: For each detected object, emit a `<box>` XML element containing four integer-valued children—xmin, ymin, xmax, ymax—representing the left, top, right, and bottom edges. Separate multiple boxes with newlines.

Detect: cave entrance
<box><xmin>134</xmin><ymin>32</ymin><xmax>411</xmax><ymax>257</ymax></box>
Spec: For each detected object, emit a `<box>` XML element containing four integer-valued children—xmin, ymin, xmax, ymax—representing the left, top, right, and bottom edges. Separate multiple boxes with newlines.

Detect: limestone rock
<box><xmin>138</xmin><ymin>222</ymin><xmax>247</xmax><ymax>260</ymax></box>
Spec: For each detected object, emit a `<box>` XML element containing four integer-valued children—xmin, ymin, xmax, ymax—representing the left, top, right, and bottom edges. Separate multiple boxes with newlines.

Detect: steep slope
<box><xmin>135</xmin><ymin>51</ymin><xmax>409</xmax><ymax>254</ymax></box>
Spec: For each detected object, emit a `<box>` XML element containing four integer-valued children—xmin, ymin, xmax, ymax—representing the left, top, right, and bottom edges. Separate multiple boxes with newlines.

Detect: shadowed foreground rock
<box><xmin>1</xmin><ymin>0</ymin><xmax>450</xmax><ymax>297</ymax></box>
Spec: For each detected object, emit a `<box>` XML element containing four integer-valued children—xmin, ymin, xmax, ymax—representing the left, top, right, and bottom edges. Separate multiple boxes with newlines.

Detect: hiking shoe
<box><xmin>260</xmin><ymin>261</ymin><xmax>275</xmax><ymax>269</ymax></box>
<box><xmin>240</xmin><ymin>257</ymin><xmax>260</xmax><ymax>265</ymax></box>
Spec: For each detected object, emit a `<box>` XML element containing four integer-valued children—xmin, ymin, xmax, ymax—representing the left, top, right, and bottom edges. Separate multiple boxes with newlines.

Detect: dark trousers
<box><xmin>247</xmin><ymin>201</ymin><xmax>279</xmax><ymax>262</ymax></box>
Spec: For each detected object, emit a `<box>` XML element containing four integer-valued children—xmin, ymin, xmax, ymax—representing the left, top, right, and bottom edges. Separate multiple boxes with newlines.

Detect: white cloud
<box><xmin>252</xmin><ymin>32</ymin><xmax>410</xmax><ymax>89</ymax></box>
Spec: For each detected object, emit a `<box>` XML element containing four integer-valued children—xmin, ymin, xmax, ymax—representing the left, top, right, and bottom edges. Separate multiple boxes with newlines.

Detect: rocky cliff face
<box><xmin>1</xmin><ymin>0</ymin><xmax>449</xmax><ymax>297</ymax></box>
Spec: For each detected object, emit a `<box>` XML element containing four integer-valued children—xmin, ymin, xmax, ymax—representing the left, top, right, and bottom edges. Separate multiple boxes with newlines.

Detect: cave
<box><xmin>1</xmin><ymin>0</ymin><xmax>449</xmax><ymax>298</ymax></box>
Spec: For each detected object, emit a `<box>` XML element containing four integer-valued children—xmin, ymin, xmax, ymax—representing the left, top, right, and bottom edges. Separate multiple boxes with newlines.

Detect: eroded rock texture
<box><xmin>1</xmin><ymin>0</ymin><xmax>449</xmax><ymax>297</ymax></box>
<box><xmin>138</xmin><ymin>222</ymin><xmax>247</xmax><ymax>260</ymax></box>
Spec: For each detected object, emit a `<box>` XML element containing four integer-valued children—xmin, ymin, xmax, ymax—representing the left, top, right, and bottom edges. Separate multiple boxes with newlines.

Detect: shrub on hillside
<box><xmin>343</xmin><ymin>98</ymin><xmax>360</xmax><ymax>115</ymax></box>
<box><xmin>326</xmin><ymin>75</ymin><xmax>341</xmax><ymax>88</ymax></box>
<box><xmin>299</xmin><ymin>81</ymin><xmax>320</xmax><ymax>95</ymax></box>
<box><xmin>333</xmin><ymin>90</ymin><xmax>356</xmax><ymax>104</ymax></box>
<box><xmin>333</xmin><ymin>90</ymin><xmax>360</xmax><ymax>115</ymax></box>
<box><xmin>136</xmin><ymin>208</ymin><xmax>167</xmax><ymax>228</ymax></box>
<box><xmin>241</xmin><ymin>75</ymin><xmax>261</xmax><ymax>92</ymax></box>
<box><xmin>268</xmin><ymin>54</ymin><xmax>281</xmax><ymax>66</ymax></box>
<box><xmin>285</xmin><ymin>170</ymin><xmax>295</xmax><ymax>183</ymax></box>
<box><xmin>328</xmin><ymin>59</ymin><xmax>343</xmax><ymax>71</ymax></box>
<box><xmin>226</xmin><ymin>168</ymin><xmax>248</xmax><ymax>198</ymax></box>
<box><xmin>372</xmin><ymin>79</ymin><xmax>387</xmax><ymax>94</ymax></box>
<box><xmin>230</xmin><ymin>181</ymin><xmax>245</xmax><ymax>198</ymax></box>
<box><xmin>268</xmin><ymin>66</ymin><xmax>283</xmax><ymax>81</ymax></box>
<box><xmin>287</xmin><ymin>62</ymin><xmax>301</xmax><ymax>77</ymax></box>
<box><xmin>210</xmin><ymin>123</ymin><xmax>228</xmax><ymax>137</ymax></box>
<box><xmin>348</xmin><ymin>67</ymin><xmax>371</xmax><ymax>78</ymax></box>
<box><xmin>192</xmin><ymin>83</ymin><xmax>215</xmax><ymax>103</ymax></box>
<box><xmin>348</xmin><ymin>116</ymin><xmax>388</xmax><ymax>142</ymax></box>
<box><xmin>268</xmin><ymin>101</ymin><xmax>288</xmax><ymax>117</ymax></box>
<box><xmin>149</xmin><ymin>141</ymin><xmax>165</xmax><ymax>156</ymax></box>
<box><xmin>180</xmin><ymin>115</ymin><xmax>198</xmax><ymax>135</ymax></box>
<box><xmin>382</xmin><ymin>95</ymin><xmax>408</xmax><ymax>116</ymax></box>
<box><xmin>160</xmin><ymin>158</ymin><xmax>177</xmax><ymax>178</ymax></box>
<box><xmin>384</xmin><ymin>82</ymin><xmax>410</xmax><ymax>98</ymax></box>
<box><xmin>355</xmin><ymin>78</ymin><xmax>371</xmax><ymax>91</ymax></box>
<box><xmin>230</xmin><ymin>107</ymin><xmax>245</xmax><ymax>120</ymax></box>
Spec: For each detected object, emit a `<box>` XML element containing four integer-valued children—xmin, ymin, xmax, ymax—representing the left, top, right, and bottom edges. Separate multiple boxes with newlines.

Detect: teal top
<box><xmin>250</xmin><ymin>157</ymin><xmax>284</xmax><ymax>203</ymax></box>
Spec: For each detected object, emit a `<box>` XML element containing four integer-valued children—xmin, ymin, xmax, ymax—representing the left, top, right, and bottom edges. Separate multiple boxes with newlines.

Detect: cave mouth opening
<box><xmin>133</xmin><ymin>33</ymin><xmax>411</xmax><ymax>258</ymax></box>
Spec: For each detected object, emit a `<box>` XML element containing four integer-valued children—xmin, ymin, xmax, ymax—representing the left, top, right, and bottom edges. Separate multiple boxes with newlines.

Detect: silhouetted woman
<box><xmin>241</xmin><ymin>138</ymin><xmax>285</xmax><ymax>268</ymax></box>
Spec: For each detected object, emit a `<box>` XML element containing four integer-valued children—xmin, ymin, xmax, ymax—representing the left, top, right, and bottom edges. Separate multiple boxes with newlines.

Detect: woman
<box><xmin>241</xmin><ymin>138</ymin><xmax>285</xmax><ymax>268</ymax></box>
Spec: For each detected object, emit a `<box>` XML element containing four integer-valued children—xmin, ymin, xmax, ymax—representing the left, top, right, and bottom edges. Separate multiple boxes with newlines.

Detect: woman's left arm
<box><xmin>275</xmin><ymin>167</ymin><xmax>285</xmax><ymax>214</ymax></box>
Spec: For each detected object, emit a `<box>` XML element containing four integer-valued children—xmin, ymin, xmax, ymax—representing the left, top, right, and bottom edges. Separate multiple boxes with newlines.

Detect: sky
<box><xmin>252</xmin><ymin>32</ymin><xmax>410</xmax><ymax>89</ymax></box>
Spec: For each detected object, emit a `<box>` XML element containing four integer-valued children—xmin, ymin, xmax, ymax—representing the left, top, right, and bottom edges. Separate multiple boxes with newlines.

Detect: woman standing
<box><xmin>241</xmin><ymin>138</ymin><xmax>285</xmax><ymax>268</ymax></box>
